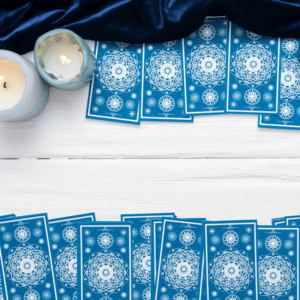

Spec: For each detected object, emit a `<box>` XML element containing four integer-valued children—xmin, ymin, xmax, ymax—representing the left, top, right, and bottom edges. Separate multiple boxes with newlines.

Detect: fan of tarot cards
<box><xmin>86</xmin><ymin>16</ymin><xmax>300</xmax><ymax>130</ymax></box>
<box><xmin>0</xmin><ymin>212</ymin><xmax>299</xmax><ymax>300</ymax></box>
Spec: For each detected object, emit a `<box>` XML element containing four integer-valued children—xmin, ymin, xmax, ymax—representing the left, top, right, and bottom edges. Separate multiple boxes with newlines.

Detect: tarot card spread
<box><xmin>183</xmin><ymin>17</ymin><xmax>229</xmax><ymax>115</ymax></box>
<box><xmin>227</xmin><ymin>23</ymin><xmax>280</xmax><ymax>114</ymax></box>
<box><xmin>49</xmin><ymin>213</ymin><xmax>95</xmax><ymax>300</ymax></box>
<box><xmin>204</xmin><ymin>221</ymin><xmax>258</xmax><ymax>300</ymax></box>
<box><xmin>155</xmin><ymin>219</ymin><xmax>204</xmax><ymax>300</ymax></box>
<box><xmin>141</xmin><ymin>41</ymin><xmax>193</xmax><ymax>122</ymax></box>
<box><xmin>0</xmin><ymin>214</ymin><xmax>58</xmax><ymax>300</ymax></box>
<box><xmin>259</xmin><ymin>38</ymin><xmax>300</xmax><ymax>130</ymax></box>
<box><xmin>86</xmin><ymin>42</ymin><xmax>143</xmax><ymax>124</ymax></box>
<box><xmin>78</xmin><ymin>222</ymin><xmax>131</xmax><ymax>300</ymax></box>
<box><xmin>257</xmin><ymin>226</ymin><xmax>299</xmax><ymax>299</ymax></box>
<box><xmin>121</xmin><ymin>214</ymin><xmax>176</xmax><ymax>300</ymax></box>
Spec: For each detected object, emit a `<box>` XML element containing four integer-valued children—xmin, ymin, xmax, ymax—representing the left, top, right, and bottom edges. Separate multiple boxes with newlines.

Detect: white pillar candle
<box><xmin>0</xmin><ymin>50</ymin><xmax>50</xmax><ymax>121</ymax></box>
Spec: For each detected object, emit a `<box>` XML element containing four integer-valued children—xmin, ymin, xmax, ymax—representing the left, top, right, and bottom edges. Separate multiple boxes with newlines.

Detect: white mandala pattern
<box><xmin>158</xmin><ymin>95</ymin><xmax>175</xmax><ymax>112</ymax></box>
<box><xmin>282</xmin><ymin>39</ymin><xmax>298</xmax><ymax>55</ymax></box>
<box><xmin>222</xmin><ymin>231</ymin><xmax>239</xmax><ymax>248</ymax></box>
<box><xmin>98</xmin><ymin>50</ymin><xmax>140</xmax><ymax>93</ymax></box>
<box><xmin>140</xmin><ymin>223</ymin><xmax>151</xmax><ymax>240</ymax></box>
<box><xmin>244</xmin><ymin>89</ymin><xmax>261</xmax><ymax>105</ymax></box>
<box><xmin>84</xmin><ymin>252</ymin><xmax>128</xmax><ymax>294</ymax></box>
<box><xmin>210</xmin><ymin>250</ymin><xmax>254</xmax><ymax>293</ymax></box>
<box><xmin>63</xmin><ymin>226</ymin><xmax>77</xmax><ymax>243</ymax></box>
<box><xmin>5</xmin><ymin>244</ymin><xmax>50</xmax><ymax>288</ymax></box>
<box><xmin>265</xmin><ymin>235</ymin><xmax>281</xmax><ymax>253</ymax></box>
<box><xmin>172</xmin><ymin>293</ymin><xmax>187</xmax><ymax>300</ymax></box>
<box><xmin>142</xmin><ymin>287</ymin><xmax>151</xmax><ymax>300</ymax></box>
<box><xmin>202</xmin><ymin>89</ymin><xmax>218</xmax><ymax>106</ymax></box>
<box><xmin>280</xmin><ymin>103</ymin><xmax>294</xmax><ymax>120</ymax></box>
<box><xmin>24</xmin><ymin>290</ymin><xmax>40</xmax><ymax>300</ymax></box>
<box><xmin>179</xmin><ymin>230</ymin><xmax>196</xmax><ymax>246</ymax></box>
<box><xmin>106</xmin><ymin>95</ymin><xmax>123</xmax><ymax>112</ymax></box>
<box><xmin>55</xmin><ymin>246</ymin><xmax>77</xmax><ymax>288</ymax></box>
<box><xmin>98</xmin><ymin>233</ymin><xmax>114</xmax><ymax>249</ymax></box>
<box><xmin>280</xmin><ymin>57</ymin><xmax>300</xmax><ymax>99</ymax></box>
<box><xmin>186</xmin><ymin>44</ymin><xmax>226</xmax><ymax>86</ymax></box>
<box><xmin>133</xmin><ymin>244</ymin><xmax>151</xmax><ymax>284</ymax></box>
<box><xmin>162</xmin><ymin>249</ymin><xmax>199</xmax><ymax>291</ymax></box>
<box><xmin>146</xmin><ymin>50</ymin><xmax>182</xmax><ymax>93</ymax></box>
<box><xmin>199</xmin><ymin>24</ymin><xmax>216</xmax><ymax>41</ymax></box>
<box><xmin>231</xmin><ymin>43</ymin><xmax>276</xmax><ymax>87</ymax></box>
<box><xmin>14</xmin><ymin>226</ymin><xmax>31</xmax><ymax>243</ymax></box>
<box><xmin>259</xmin><ymin>255</ymin><xmax>296</xmax><ymax>299</ymax></box>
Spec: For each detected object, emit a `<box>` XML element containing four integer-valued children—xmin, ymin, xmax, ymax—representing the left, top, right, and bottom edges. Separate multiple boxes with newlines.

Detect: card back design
<box><xmin>78</xmin><ymin>222</ymin><xmax>131</xmax><ymax>300</ymax></box>
<box><xmin>227</xmin><ymin>23</ymin><xmax>280</xmax><ymax>114</ymax></box>
<box><xmin>0</xmin><ymin>214</ymin><xmax>58</xmax><ymax>300</ymax></box>
<box><xmin>183</xmin><ymin>17</ymin><xmax>228</xmax><ymax>115</ymax></box>
<box><xmin>49</xmin><ymin>214</ymin><xmax>95</xmax><ymax>300</ymax></box>
<box><xmin>257</xmin><ymin>226</ymin><xmax>299</xmax><ymax>299</ymax></box>
<box><xmin>86</xmin><ymin>42</ymin><xmax>143</xmax><ymax>124</ymax></box>
<box><xmin>204</xmin><ymin>221</ymin><xmax>258</xmax><ymax>300</ymax></box>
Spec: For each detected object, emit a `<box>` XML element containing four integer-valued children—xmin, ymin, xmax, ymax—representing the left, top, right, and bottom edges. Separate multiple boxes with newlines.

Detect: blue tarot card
<box><xmin>272</xmin><ymin>217</ymin><xmax>286</xmax><ymax>226</ymax></box>
<box><xmin>78</xmin><ymin>222</ymin><xmax>131</xmax><ymax>300</ymax></box>
<box><xmin>155</xmin><ymin>219</ymin><xmax>204</xmax><ymax>300</ymax></box>
<box><xmin>48</xmin><ymin>213</ymin><xmax>96</xmax><ymax>300</ymax></box>
<box><xmin>204</xmin><ymin>220</ymin><xmax>258</xmax><ymax>300</ymax></box>
<box><xmin>0</xmin><ymin>214</ymin><xmax>15</xmax><ymax>220</ymax></box>
<box><xmin>286</xmin><ymin>215</ymin><xmax>300</xmax><ymax>226</ymax></box>
<box><xmin>258</xmin><ymin>38</ymin><xmax>300</xmax><ymax>130</ymax></box>
<box><xmin>0</xmin><ymin>214</ymin><xmax>58</xmax><ymax>300</ymax></box>
<box><xmin>86</xmin><ymin>41</ymin><xmax>143</xmax><ymax>124</ymax></box>
<box><xmin>226</xmin><ymin>22</ymin><xmax>281</xmax><ymax>114</ymax></box>
<box><xmin>121</xmin><ymin>213</ymin><xmax>176</xmax><ymax>300</ymax></box>
<box><xmin>141</xmin><ymin>41</ymin><xmax>193</xmax><ymax>122</ymax></box>
<box><xmin>183</xmin><ymin>16</ymin><xmax>229</xmax><ymax>115</ymax></box>
<box><xmin>257</xmin><ymin>226</ymin><xmax>299</xmax><ymax>299</ymax></box>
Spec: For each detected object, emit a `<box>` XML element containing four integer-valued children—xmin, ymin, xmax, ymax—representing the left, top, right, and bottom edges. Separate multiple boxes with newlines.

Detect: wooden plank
<box><xmin>0</xmin><ymin>42</ymin><xmax>298</xmax><ymax>159</ymax></box>
<box><xmin>0</xmin><ymin>159</ymin><xmax>299</xmax><ymax>224</ymax></box>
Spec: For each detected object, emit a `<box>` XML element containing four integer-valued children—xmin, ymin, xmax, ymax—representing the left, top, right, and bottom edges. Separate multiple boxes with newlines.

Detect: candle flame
<box><xmin>0</xmin><ymin>75</ymin><xmax>4</xmax><ymax>82</ymax></box>
<box><xmin>60</xmin><ymin>55</ymin><xmax>72</xmax><ymax>65</ymax></box>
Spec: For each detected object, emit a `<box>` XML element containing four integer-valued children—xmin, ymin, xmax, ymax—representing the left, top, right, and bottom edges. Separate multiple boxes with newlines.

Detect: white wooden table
<box><xmin>0</xmin><ymin>41</ymin><xmax>299</xmax><ymax>224</ymax></box>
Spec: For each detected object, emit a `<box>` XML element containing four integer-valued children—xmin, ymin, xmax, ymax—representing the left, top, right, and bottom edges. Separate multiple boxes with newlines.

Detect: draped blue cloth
<box><xmin>1</xmin><ymin>0</ymin><xmax>300</xmax><ymax>55</ymax></box>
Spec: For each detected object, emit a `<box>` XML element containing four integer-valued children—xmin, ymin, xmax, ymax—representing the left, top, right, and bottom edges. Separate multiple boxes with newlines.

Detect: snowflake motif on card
<box><xmin>179</xmin><ymin>230</ymin><xmax>196</xmax><ymax>246</ymax></box>
<box><xmin>84</xmin><ymin>252</ymin><xmax>128</xmax><ymax>295</ymax></box>
<box><xmin>133</xmin><ymin>244</ymin><xmax>151</xmax><ymax>284</ymax></box>
<box><xmin>146</xmin><ymin>50</ymin><xmax>182</xmax><ymax>93</ymax></box>
<box><xmin>55</xmin><ymin>246</ymin><xmax>77</xmax><ymax>288</ymax></box>
<box><xmin>98</xmin><ymin>49</ymin><xmax>140</xmax><ymax>93</ymax></box>
<box><xmin>24</xmin><ymin>290</ymin><xmax>40</xmax><ymax>300</ymax></box>
<box><xmin>222</xmin><ymin>231</ymin><xmax>239</xmax><ymax>248</ymax></box>
<box><xmin>14</xmin><ymin>226</ymin><xmax>31</xmax><ymax>243</ymax></box>
<box><xmin>280</xmin><ymin>57</ymin><xmax>300</xmax><ymax>99</ymax></box>
<box><xmin>209</xmin><ymin>250</ymin><xmax>254</xmax><ymax>293</ymax></box>
<box><xmin>231</xmin><ymin>43</ymin><xmax>276</xmax><ymax>87</ymax></box>
<box><xmin>4</xmin><ymin>244</ymin><xmax>50</xmax><ymax>288</ymax></box>
<box><xmin>107</xmin><ymin>95</ymin><xmax>123</xmax><ymax>112</ymax></box>
<box><xmin>63</xmin><ymin>226</ymin><xmax>77</xmax><ymax>243</ymax></box>
<box><xmin>142</xmin><ymin>287</ymin><xmax>151</xmax><ymax>300</ymax></box>
<box><xmin>162</xmin><ymin>249</ymin><xmax>200</xmax><ymax>291</ymax></box>
<box><xmin>98</xmin><ymin>233</ymin><xmax>114</xmax><ymax>249</ymax></box>
<box><xmin>199</xmin><ymin>24</ymin><xmax>216</xmax><ymax>41</ymax></box>
<box><xmin>140</xmin><ymin>223</ymin><xmax>151</xmax><ymax>240</ymax></box>
<box><xmin>265</xmin><ymin>235</ymin><xmax>281</xmax><ymax>253</ymax></box>
<box><xmin>186</xmin><ymin>44</ymin><xmax>226</xmax><ymax>86</ymax></box>
<box><xmin>158</xmin><ymin>95</ymin><xmax>175</xmax><ymax>112</ymax></box>
<box><xmin>282</xmin><ymin>39</ymin><xmax>299</xmax><ymax>55</ymax></box>
<box><xmin>244</xmin><ymin>89</ymin><xmax>261</xmax><ymax>105</ymax></box>
<box><xmin>258</xmin><ymin>255</ymin><xmax>296</xmax><ymax>299</ymax></box>
<box><xmin>202</xmin><ymin>89</ymin><xmax>219</xmax><ymax>106</ymax></box>
<box><xmin>280</xmin><ymin>103</ymin><xmax>294</xmax><ymax>120</ymax></box>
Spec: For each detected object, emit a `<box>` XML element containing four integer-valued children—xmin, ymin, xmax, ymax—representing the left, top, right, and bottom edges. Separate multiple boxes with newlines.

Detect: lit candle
<box><xmin>0</xmin><ymin>50</ymin><xmax>50</xmax><ymax>121</ymax></box>
<box><xmin>34</xmin><ymin>29</ymin><xmax>96</xmax><ymax>90</ymax></box>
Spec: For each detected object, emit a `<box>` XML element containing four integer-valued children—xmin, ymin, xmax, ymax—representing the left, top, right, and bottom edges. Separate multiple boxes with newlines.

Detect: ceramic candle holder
<box><xmin>0</xmin><ymin>50</ymin><xmax>50</xmax><ymax>121</ymax></box>
<box><xmin>34</xmin><ymin>29</ymin><xmax>97</xmax><ymax>90</ymax></box>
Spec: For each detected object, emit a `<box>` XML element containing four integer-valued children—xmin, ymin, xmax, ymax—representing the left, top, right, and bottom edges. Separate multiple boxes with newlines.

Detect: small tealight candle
<box><xmin>0</xmin><ymin>50</ymin><xmax>50</xmax><ymax>121</ymax></box>
<box><xmin>34</xmin><ymin>29</ymin><xmax>96</xmax><ymax>90</ymax></box>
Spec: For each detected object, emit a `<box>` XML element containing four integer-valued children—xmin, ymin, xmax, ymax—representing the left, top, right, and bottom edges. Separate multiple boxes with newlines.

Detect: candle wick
<box><xmin>3</xmin><ymin>82</ymin><xmax>7</xmax><ymax>89</ymax></box>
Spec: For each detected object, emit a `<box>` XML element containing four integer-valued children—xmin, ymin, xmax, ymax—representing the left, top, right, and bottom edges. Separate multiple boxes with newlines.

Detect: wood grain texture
<box><xmin>0</xmin><ymin>41</ymin><xmax>299</xmax><ymax>159</ymax></box>
<box><xmin>0</xmin><ymin>159</ymin><xmax>299</xmax><ymax>224</ymax></box>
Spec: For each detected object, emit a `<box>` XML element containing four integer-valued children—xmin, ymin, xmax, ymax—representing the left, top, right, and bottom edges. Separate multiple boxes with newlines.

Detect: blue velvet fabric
<box><xmin>1</xmin><ymin>0</ymin><xmax>300</xmax><ymax>55</ymax></box>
